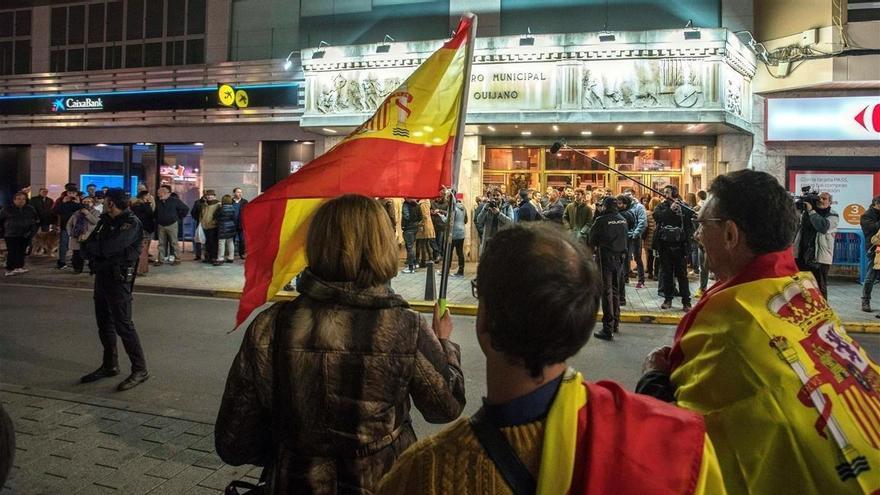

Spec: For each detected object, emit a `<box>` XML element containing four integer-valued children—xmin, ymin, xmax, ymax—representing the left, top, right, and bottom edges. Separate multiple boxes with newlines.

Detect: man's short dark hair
<box><xmin>86</xmin><ymin>183</ymin><xmax>96</xmax><ymax>189</ymax></box>
<box><xmin>519</xmin><ymin>189</ymin><xmax>529</xmax><ymax>200</ymax></box>
<box><xmin>104</xmin><ymin>188</ymin><xmax>130</xmax><ymax>210</ymax></box>
<box><xmin>873</xmin><ymin>195</ymin><xmax>880</xmax><ymax>207</ymax></box>
<box><xmin>477</xmin><ymin>223</ymin><xmax>601</xmax><ymax>378</ymax></box>
<box><xmin>65</xmin><ymin>183</ymin><xmax>78</xmax><ymax>191</ymax></box>
<box><xmin>697</xmin><ymin>190</ymin><xmax>707</xmax><ymax>200</ymax></box>
<box><xmin>708</xmin><ymin>170</ymin><xmax>797</xmax><ymax>254</ymax></box>
<box><xmin>159</xmin><ymin>185</ymin><xmax>171</xmax><ymax>193</ymax></box>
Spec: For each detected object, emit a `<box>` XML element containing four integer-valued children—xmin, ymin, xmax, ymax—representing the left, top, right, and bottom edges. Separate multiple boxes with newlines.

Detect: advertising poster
<box><xmin>789</xmin><ymin>170</ymin><xmax>880</xmax><ymax>228</ymax></box>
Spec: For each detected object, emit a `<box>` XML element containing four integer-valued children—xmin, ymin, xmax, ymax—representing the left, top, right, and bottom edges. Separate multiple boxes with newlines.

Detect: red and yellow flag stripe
<box><xmin>236</xmin><ymin>16</ymin><xmax>474</xmax><ymax>325</ymax></box>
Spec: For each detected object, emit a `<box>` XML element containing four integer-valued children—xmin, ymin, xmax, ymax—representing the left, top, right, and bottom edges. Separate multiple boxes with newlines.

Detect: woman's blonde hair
<box><xmin>306</xmin><ymin>194</ymin><xmax>398</xmax><ymax>287</ymax></box>
<box><xmin>648</xmin><ymin>197</ymin><xmax>662</xmax><ymax>210</ymax></box>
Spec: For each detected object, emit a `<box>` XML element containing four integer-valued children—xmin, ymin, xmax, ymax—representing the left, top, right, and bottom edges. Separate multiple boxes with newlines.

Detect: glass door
<box><xmin>131</xmin><ymin>143</ymin><xmax>158</xmax><ymax>194</ymax></box>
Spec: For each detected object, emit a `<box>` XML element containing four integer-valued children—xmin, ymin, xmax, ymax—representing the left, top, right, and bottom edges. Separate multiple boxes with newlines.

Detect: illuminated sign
<box><xmin>0</xmin><ymin>84</ymin><xmax>298</xmax><ymax>116</ymax></box>
<box><xmin>52</xmin><ymin>97</ymin><xmax>105</xmax><ymax>112</ymax></box>
<box><xmin>767</xmin><ymin>96</ymin><xmax>880</xmax><ymax>141</ymax></box>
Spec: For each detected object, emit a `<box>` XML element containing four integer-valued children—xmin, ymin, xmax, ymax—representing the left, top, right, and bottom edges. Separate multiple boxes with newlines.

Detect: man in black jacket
<box><xmin>29</xmin><ymin>188</ymin><xmax>55</xmax><ymax>232</ymax></box>
<box><xmin>232</xmin><ymin>187</ymin><xmax>249</xmax><ymax>260</ymax></box>
<box><xmin>515</xmin><ymin>189</ymin><xmax>542</xmax><ymax>222</ymax></box>
<box><xmin>81</xmin><ymin>189</ymin><xmax>149</xmax><ymax>391</ymax></box>
<box><xmin>1</xmin><ymin>192</ymin><xmax>39</xmax><ymax>275</ymax></box>
<box><xmin>653</xmin><ymin>185</ymin><xmax>695</xmax><ymax>311</ymax></box>
<box><xmin>401</xmin><ymin>198</ymin><xmax>422</xmax><ymax>273</ymax></box>
<box><xmin>589</xmin><ymin>196</ymin><xmax>629</xmax><ymax>341</ymax></box>
<box><xmin>543</xmin><ymin>188</ymin><xmax>565</xmax><ymax>224</ymax></box>
<box><xmin>861</xmin><ymin>195</ymin><xmax>880</xmax><ymax>313</ymax></box>
<box><xmin>154</xmin><ymin>185</ymin><xmax>189</xmax><ymax>265</ymax></box>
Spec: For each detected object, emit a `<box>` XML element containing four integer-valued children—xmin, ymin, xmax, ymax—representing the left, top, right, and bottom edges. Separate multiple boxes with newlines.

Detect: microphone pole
<box><xmin>551</xmin><ymin>141</ymin><xmax>698</xmax><ymax>215</ymax></box>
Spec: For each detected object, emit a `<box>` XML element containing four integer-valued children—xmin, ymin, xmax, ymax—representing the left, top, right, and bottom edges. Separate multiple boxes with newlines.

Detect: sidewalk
<box><xmin>2</xmin><ymin>251</ymin><xmax>879</xmax><ymax>331</ymax></box>
<box><xmin>1</xmin><ymin>384</ymin><xmax>258</xmax><ymax>494</ymax></box>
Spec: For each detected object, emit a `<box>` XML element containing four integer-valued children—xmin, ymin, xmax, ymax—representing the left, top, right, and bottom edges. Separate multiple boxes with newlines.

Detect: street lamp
<box><xmin>376</xmin><ymin>35</ymin><xmax>394</xmax><ymax>53</ymax></box>
<box><xmin>283</xmin><ymin>51</ymin><xmax>295</xmax><ymax>71</ymax></box>
<box><xmin>311</xmin><ymin>40</ymin><xmax>329</xmax><ymax>60</ymax></box>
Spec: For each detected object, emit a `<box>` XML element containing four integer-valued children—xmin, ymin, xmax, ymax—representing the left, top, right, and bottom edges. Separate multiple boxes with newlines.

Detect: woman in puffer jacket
<box><xmin>214</xmin><ymin>195</ymin><xmax>237</xmax><ymax>265</ymax></box>
<box><xmin>215</xmin><ymin>195</ymin><xmax>465</xmax><ymax>494</ymax></box>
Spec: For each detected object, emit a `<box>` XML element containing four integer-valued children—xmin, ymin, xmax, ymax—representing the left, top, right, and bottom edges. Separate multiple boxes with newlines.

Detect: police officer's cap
<box><xmin>105</xmin><ymin>188</ymin><xmax>130</xmax><ymax>209</ymax></box>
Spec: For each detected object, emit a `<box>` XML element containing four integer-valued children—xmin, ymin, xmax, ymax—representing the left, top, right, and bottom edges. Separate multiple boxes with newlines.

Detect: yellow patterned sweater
<box><xmin>377</xmin><ymin>417</ymin><xmax>543</xmax><ymax>495</ymax></box>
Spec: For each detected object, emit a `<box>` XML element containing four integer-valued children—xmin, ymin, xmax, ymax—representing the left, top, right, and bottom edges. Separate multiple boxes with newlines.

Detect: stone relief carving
<box><xmin>725</xmin><ymin>78</ymin><xmax>743</xmax><ymax>116</ymax></box>
<box><xmin>315</xmin><ymin>74</ymin><xmax>402</xmax><ymax>114</ymax></box>
<box><xmin>581</xmin><ymin>59</ymin><xmax>704</xmax><ymax>110</ymax></box>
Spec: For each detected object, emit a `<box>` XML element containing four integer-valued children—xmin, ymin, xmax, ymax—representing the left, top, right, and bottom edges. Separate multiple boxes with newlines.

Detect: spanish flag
<box><xmin>236</xmin><ymin>15</ymin><xmax>475</xmax><ymax>325</ymax></box>
<box><xmin>670</xmin><ymin>250</ymin><xmax>880</xmax><ymax>494</ymax></box>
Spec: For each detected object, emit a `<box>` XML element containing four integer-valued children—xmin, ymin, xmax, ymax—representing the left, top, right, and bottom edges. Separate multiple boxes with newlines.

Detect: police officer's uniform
<box><xmin>589</xmin><ymin>197</ymin><xmax>629</xmax><ymax>340</ymax></box>
<box><xmin>80</xmin><ymin>191</ymin><xmax>149</xmax><ymax>391</ymax></box>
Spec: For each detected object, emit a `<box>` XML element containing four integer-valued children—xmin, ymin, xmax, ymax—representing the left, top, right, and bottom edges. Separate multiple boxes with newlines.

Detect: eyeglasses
<box><xmin>471</xmin><ymin>279</ymin><xmax>478</xmax><ymax>298</ymax></box>
<box><xmin>693</xmin><ymin>218</ymin><xmax>726</xmax><ymax>231</ymax></box>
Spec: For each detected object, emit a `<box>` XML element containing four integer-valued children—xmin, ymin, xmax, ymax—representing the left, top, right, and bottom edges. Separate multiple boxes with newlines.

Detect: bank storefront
<box><xmin>301</xmin><ymin>28</ymin><xmax>756</xmax><ymax>202</ymax></box>
<box><xmin>0</xmin><ymin>61</ymin><xmax>316</xmax><ymax>204</ymax></box>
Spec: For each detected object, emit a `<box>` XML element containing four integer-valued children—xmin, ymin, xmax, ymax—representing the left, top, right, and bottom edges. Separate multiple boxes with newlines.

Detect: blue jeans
<box><xmin>403</xmin><ymin>230</ymin><xmax>417</xmax><ymax>268</ymax></box>
<box><xmin>58</xmin><ymin>229</ymin><xmax>70</xmax><ymax>267</ymax></box>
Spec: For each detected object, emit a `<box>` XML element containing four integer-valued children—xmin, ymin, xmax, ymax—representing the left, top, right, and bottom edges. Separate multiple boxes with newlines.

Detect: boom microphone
<box><xmin>549</xmin><ymin>140</ymin><xmax>564</xmax><ymax>154</ymax></box>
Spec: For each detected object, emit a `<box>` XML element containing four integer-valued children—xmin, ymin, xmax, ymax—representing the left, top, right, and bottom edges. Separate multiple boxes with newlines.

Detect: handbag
<box><xmin>195</xmin><ymin>223</ymin><xmax>206</xmax><ymax>244</ymax></box>
<box><xmin>658</xmin><ymin>225</ymin><xmax>685</xmax><ymax>244</ymax></box>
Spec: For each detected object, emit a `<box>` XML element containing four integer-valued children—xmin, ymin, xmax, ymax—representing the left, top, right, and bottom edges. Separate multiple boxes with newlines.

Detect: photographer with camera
<box><xmin>476</xmin><ymin>186</ymin><xmax>513</xmax><ymax>253</ymax></box>
<box><xmin>861</xmin><ymin>195</ymin><xmax>880</xmax><ymax>313</ymax></box>
<box><xmin>792</xmin><ymin>190</ymin><xmax>838</xmax><ymax>300</ymax></box>
<box><xmin>653</xmin><ymin>185</ymin><xmax>694</xmax><ymax>311</ymax></box>
<box><xmin>653</xmin><ymin>185</ymin><xmax>695</xmax><ymax>311</ymax></box>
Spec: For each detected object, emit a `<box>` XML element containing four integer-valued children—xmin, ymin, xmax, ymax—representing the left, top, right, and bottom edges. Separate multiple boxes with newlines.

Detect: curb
<box><xmin>0</xmin><ymin>382</ymin><xmax>215</xmax><ymax>425</ymax></box>
<box><xmin>5</xmin><ymin>278</ymin><xmax>880</xmax><ymax>333</ymax></box>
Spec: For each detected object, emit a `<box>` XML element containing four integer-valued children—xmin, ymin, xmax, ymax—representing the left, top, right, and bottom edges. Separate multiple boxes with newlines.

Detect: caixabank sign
<box><xmin>0</xmin><ymin>83</ymin><xmax>298</xmax><ymax>115</ymax></box>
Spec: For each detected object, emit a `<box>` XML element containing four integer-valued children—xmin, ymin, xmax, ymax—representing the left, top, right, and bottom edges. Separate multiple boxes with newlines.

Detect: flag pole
<box><xmin>438</xmin><ymin>12</ymin><xmax>477</xmax><ymax>316</ymax></box>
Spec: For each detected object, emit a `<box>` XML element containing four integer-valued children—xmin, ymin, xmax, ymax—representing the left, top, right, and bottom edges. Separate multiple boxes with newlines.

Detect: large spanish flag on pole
<box><xmin>236</xmin><ymin>14</ymin><xmax>477</xmax><ymax>326</ymax></box>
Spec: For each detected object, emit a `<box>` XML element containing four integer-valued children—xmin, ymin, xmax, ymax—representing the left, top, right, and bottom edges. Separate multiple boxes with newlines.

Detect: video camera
<box><xmin>486</xmin><ymin>199</ymin><xmax>499</xmax><ymax>209</ymax></box>
<box><xmin>795</xmin><ymin>186</ymin><xmax>821</xmax><ymax>211</ymax></box>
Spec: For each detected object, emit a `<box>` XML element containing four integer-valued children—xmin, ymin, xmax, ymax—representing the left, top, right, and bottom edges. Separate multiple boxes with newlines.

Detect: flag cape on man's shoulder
<box><xmin>670</xmin><ymin>249</ymin><xmax>880</xmax><ymax>494</ymax></box>
<box><xmin>236</xmin><ymin>15</ymin><xmax>475</xmax><ymax>326</ymax></box>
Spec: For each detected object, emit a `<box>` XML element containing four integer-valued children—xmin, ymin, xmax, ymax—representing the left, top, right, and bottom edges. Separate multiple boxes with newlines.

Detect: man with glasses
<box><xmin>637</xmin><ymin>170</ymin><xmax>880</xmax><ymax>494</ymax></box>
<box><xmin>793</xmin><ymin>191</ymin><xmax>839</xmax><ymax>299</ymax></box>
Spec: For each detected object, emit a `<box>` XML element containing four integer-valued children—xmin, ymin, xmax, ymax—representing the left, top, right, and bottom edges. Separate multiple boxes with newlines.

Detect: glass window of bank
<box><xmin>49</xmin><ymin>0</ymin><xmax>205</xmax><ymax>72</ymax></box>
<box><xmin>70</xmin><ymin>143</ymin><xmax>203</xmax><ymax>200</ymax></box>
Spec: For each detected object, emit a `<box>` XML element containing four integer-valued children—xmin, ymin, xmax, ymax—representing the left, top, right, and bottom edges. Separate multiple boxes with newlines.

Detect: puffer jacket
<box><xmin>214</xmin><ymin>204</ymin><xmax>237</xmax><ymax>239</ymax></box>
<box><xmin>0</xmin><ymin>204</ymin><xmax>38</xmax><ymax>239</ymax></box>
<box><xmin>873</xmin><ymin>231</ymin><xmax>880</xmax><ymax>269</ymax></box>
<box><xmin>215</xmin><ymin>270</ymin><xmax>466</xmax><ymax>494</ymax></box>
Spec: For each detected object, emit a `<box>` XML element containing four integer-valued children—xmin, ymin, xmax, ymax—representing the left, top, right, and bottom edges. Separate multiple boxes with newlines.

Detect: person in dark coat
<box><xmin>214</xmin><ymin>195</ymin><xmax>237</xmax><ymax>265</ymax></box>
<box><xmin>131</xmin><ymin>191</ymin><xmax>156</xmax><ymax>276</ymax></box>
<box><xmin>232</xmin><ymin>187</ymin><xmax>249</xmax><ymax>259</ymax></box>
<box><xmin>589</xmin><ymin>196</ymin><xmax>629</xmax><ymax>341</ymax></box>
<box><xmin>29</xmin><ymin>188</ymin><xmax>55</xmax><ymax>231</ymax></box>
<box><xmin>862</xmin><ymin>195</ymin><xmax>880</xmax><ymax>312</ymax></box>
<box><xmin>653</xmin><ymin>185</ymin><xmax>695</xmax><ymax>311</ymax></box>
<box><xmin>400</xmin><ymin>199</ymin><xmax>422</xmax><ymax>273</ymax></box>
<box><xmin>515</xmin><ymin>189</ymin><xmax>542</xmax><ymax>222</ymax></box>
<box><xmin>215</xmin><ymin>195</ymin><xmax>465</xmax><ymax>494</ymax></box>
<box><xmin>1</xmin><ymin>192</ymin><xmax>39</xmax><ymax>275</ymax></box>
<box><xmin>53</xmin><ymin>191</ymin><xmax>83</xmax><ymax>269</ymax></box>
<box><xmin>542</xmin><ymin>188</ymin><xmax>565</xmax><ymax>224</ymax></box>
<box><xmin>153</xmin><ymin>185</ymin><xmax>189</xmax><ymax>265</ymax></box>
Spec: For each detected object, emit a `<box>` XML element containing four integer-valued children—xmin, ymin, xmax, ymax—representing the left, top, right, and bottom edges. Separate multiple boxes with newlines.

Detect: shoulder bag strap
<box><xmin>469</xmin><ymin>408</ymin><xmax>536</xmax><ymax>495</ymax></box>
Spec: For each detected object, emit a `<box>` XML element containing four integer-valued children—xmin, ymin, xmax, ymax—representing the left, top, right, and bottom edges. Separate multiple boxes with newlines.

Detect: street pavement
<box><xmin>2</xmin><ymin>284</ymin><xmax>879</xmax><ymax>494</ymax></box>
<box><xmin>3</xmin><ymin>250</ymin><xmax>879</xmax><ymax>328</ymax></box>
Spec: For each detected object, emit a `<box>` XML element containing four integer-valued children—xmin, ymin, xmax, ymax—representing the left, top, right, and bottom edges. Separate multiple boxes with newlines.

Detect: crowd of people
<box><xmin>215</xmin><ymin>170</ymin><xmax>880</xmax><ymax>494</ymax></box>
<box><xmin>0</xmin><ymin>183</ymin><xmax>249</xmax><ymax>276</ymax></box>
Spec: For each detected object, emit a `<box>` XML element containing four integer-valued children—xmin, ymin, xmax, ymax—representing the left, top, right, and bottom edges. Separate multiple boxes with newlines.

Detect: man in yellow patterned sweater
<box><xmin>378</xmin><ymin>223</ymin><xmax>725</xmax><ymax>495</ymax></box>
<box><xmin>638</xmin><ymin>170</ymin><xmax>880</xmax><ymax>494</ymax></box>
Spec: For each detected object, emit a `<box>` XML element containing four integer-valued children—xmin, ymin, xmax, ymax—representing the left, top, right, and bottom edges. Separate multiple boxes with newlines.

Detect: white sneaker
<box><xmin>13</xmin><ymin>268</ymin><xmax>28</xmax><ymax>274</ymax></box>
<box><xmin>4</xmin><ymin>271</ymin><xmax>15</xmax><ymax>277</ymax></box>
<box><xmin>168</xmin><ymin>256</ymin><xmax>175</xmax><ymax>262</ymax></box>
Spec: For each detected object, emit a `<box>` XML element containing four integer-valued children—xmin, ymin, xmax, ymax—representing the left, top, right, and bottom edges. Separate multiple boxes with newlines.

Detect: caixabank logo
<box><xmin>51</xmin><ymin>97</ymin><xmax>104</xmax><ymax>112</ymax></box>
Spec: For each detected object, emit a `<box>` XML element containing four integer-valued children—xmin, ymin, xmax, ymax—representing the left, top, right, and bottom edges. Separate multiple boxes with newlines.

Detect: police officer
<box><xmin>589</xmin><ymin>196</ymin><xmax>629</xmax><ymax>341</ymax></box>
<box><xmin>80</xmin><ymin>188</ymin><xmax>150</xmax><ymax>391</ymax></box>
